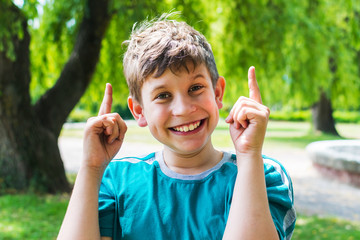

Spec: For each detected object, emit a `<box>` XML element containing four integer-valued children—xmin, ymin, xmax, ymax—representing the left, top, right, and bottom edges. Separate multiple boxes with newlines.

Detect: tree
<box><xmin>30</xmin><ymin>1</ymin><xmax>170</xmax><ymax>115</ymax></box>
<box><xmin>283</xmin><ymin>0</ymin><xmax>360</xmax><ymax>135</ymax></box>
<box><xmin>0</xmin><ymin>0</ymin><xmax>113</xmax><ymax>193</ymax></box>
<box><xmin>218</xmin><ymin>0</ymin><xmax>360</xmax><ymax>135</ymax></box>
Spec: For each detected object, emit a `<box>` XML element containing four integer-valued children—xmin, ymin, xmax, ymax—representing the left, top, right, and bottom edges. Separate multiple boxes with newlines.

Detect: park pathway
<box><xmin>59</xmin><ymin>127</ymin><xmax>360</xmax><ymax>222</ymax></box>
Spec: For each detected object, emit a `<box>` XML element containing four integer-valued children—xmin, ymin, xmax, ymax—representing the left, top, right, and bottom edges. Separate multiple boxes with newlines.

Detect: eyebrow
<box><xmin>190</xmin><ymin>73</ymin><xmax>207</xmax><ymax>82</ymax></box>
<box><xmin>150</xmin><ymin>72</ymin><xmax>206</xmax><ymax>94</ymax></box>
<box><xmin>150</xmin><ymin>84</ymin><xmax>168</xmax><ymax>95</ymax></box>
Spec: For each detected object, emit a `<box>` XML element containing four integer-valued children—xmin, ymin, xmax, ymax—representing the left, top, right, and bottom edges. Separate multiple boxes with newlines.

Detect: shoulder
<box><xmin>230</xmin><ymin>152</ymin><xmax>294</xmax><ymax>203</ymax></box>
<box><xmin>105</xmin><ymin>152</ymin><xmax>158</xmax><ymax>172</ymax></box>
<box><xmin>100</xmin><ymin>152</ymin><xmax>160</xmax><ymax>194</ymax></box>
<box><xmin>101</xmin><ymin>152</ymin><xmax>159</xmax><ymax>184</ymax></box>
<box><xmin>262</xmin><ymin>155</ymin><xmax>294</xmax><ymax>198</ymax></box>
<box><xmin>111</xmin><ymin>152</ymin><xmax>157</xmax><ymax>164</ymax></box>
<box><xmin>261</xmin><ymin>155</ymin><xmax>296</xmax><ymax>240</ymax></box>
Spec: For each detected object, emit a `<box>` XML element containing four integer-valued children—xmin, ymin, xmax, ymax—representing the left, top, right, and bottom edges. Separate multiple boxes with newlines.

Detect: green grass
<box><xmin>293</xmin><ymin>214</ymin><xmax>360</xmax><ymax>240</ymax></box>
<box><xmin>1</xmin><ymin>194</ymin><xmax>360</xmax><ymax>239</ymax></box>
<box><xmin>0</xmin><ymin>194</ymin><xmax>69</xmax><ymax>240</ymax></box>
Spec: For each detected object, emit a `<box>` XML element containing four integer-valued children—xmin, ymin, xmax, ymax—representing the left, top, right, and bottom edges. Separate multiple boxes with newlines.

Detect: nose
<box><xmin>171</xmin><ymin>94</ymin><xmax>196</xmax><ymax>116</ymax></box>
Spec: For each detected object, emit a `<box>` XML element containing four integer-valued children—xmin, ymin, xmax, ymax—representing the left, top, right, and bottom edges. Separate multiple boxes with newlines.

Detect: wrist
<box><xmin>235</xmin><ymin>148</ymin><xmax>262</xmax><ymax>159</ymax></box>
<box><xmin>235</xmin><ymin>150</ymin><xmax>263</xmax><ymax>165</ymax></box>
<box><xmin>78</xmin><ymin>161</ymin><xmax>107</xmax><ymax>182</ymax></box>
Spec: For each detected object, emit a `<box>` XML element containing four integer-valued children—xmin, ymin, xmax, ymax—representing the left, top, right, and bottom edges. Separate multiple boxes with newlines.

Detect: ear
<box><xmin>128</xmin><ymin>96</ymin><xmax>148</xmax><ymax>127</ymax></box>
<box><xmin>214</xmin><ymin>76</ymin><xmax>226</xmax><ymax>109</ymax></box>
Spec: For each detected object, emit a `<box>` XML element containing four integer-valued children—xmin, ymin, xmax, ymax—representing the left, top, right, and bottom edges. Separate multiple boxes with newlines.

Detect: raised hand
<box><xmin>225</xmin><ymin>66</ymin><xmax>270</xmax><ymax>156</ymax></box>
<box><xmin>82</xmin><ymin>83</ymin><xmax>127</xmax><ymax>170</ymax></box>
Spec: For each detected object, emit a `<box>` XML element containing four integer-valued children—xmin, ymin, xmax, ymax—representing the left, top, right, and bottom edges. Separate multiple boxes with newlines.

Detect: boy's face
<box><xmin>129</xmin><ymin>63</ymin><xmax>225</xmax><ymax>156</ymax></box>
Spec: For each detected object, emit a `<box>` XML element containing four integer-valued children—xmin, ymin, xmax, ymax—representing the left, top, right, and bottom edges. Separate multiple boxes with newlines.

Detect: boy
<box><xmin>58</xmin><ymin>14</ymin><xmax>296</xmax><ymax>240</ymax></box>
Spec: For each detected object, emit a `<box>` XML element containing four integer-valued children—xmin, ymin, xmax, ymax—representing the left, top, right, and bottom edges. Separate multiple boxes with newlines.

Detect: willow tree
<box><xmin>1</xmin><ymin>0</ymin><xmax>171</xmax><ymax>193</ymax></box>
<box><xmin>219</xmin><ymin>0</ymin><xmax>360</xmax><ymax>135</ymax></box>
<box><xmin>282</xmin><ymin>0</ymin><xmax>360</xmax><ymax>135</ymax></box>
<box><xmin>0</xmin><ymin>0</ymin><xmax>113</xmax><ymax>193</ymax></box>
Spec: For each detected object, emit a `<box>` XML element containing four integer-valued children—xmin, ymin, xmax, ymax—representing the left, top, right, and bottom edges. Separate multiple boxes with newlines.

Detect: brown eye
<box><xmin>189</xmin><ymin>85</ymin><xmax>203</xmax><ymax>93</ymax></box>
<box><xmin>156</xmin><ymin>92</ymin><xmax>171</xmax><ymax>100</ymax></box>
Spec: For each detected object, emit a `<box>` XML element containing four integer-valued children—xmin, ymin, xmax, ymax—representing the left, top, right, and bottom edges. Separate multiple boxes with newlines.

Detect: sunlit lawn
<box><xmin>0</xmin><ymin>194</ymin><xmax>69</xmax><ymax>239</ymax></box>
<box><xmin>215</xmin><ymin>120</ymin><xmax>358</xmax><ymax>149</ymax></box>
<box><xmin>60</xmin><ymin>120</ymin><xmax>359</xmax><ymax>148</ymax></box>
<box><xmin>2</xmin><ymin>120</ymin><xmax>360</xmax><ymax>239</ymax></box>
<box><xmin>1</xmin><ymin>191</ymin><xmax>360</xmax><ymax>240</ymax></box>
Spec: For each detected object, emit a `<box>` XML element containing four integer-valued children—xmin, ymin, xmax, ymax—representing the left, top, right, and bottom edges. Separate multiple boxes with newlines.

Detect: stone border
<box><xmin>306</xmin><ymin>140</ymin><xmax>360</xmax><ymax>187</ymax></box>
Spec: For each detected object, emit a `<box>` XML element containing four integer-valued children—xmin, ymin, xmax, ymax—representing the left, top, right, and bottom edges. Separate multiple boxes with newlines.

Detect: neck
<box><xmin>162</xmin><ymin>141</ymin><xmax>223</xmax><ymax>175</ymax></box>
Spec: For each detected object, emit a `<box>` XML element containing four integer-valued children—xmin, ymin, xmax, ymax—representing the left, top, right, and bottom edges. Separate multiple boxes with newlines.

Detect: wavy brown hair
<box><xmin>123</xmin><ymin>12</ymin><xmax>219</xmax><ymax>103</ymax></box>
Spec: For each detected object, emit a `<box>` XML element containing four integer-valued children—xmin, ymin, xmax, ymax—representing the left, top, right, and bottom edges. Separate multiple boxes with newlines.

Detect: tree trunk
<box><xmin>311</xmin><ymin>90</ymin><xmax>339</xmax><ymax>136</ymax></box>
<box><xmin>0</xmin><ymin>0</ymin><xmax>112</xmax><ymax>193</ymax></box>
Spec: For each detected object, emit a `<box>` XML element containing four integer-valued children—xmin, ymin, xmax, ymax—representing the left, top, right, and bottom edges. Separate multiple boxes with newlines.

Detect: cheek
<box><xmin>202</xmin><ymin>94</ymin><xmax>218</xmax><ymax>110</ymax></box>
<box><xmin>204</xmin><ymin>96</ymin><xmax>220</xmax><ymax>120</ymax></box>
<box><xmin>144</xmin><ymin>105</ymin><xmax>168</xmax><ymax>125</ymax></box>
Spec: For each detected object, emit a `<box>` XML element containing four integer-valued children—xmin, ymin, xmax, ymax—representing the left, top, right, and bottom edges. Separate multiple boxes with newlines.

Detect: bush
<box><xmin>112</xmin><ymin>104</ymin><xmax>133</xmax><ymax>120</ymax></box>
<box><xmin>268</xmin><ymin>111</ymin><xmax>311</xmax><ymax>122</ymax></box>
<box><xmin>66</xmin><ymin>104</ymin><xmax>134</xmax><ymax>123</ymax></box>
<box><xmin>334</xmin><ymin>111</ymin><xmax>360</xmax><ymax>124</ymax></box>
<box><xmin>268</xmin><ymin>110</ymin><xmax>360</xmax><ymax>123</ymax></box>
<box><xmin>67</xmin><ymin>108</ymin><xmax>92</xmax><ymax>122</ymax></box>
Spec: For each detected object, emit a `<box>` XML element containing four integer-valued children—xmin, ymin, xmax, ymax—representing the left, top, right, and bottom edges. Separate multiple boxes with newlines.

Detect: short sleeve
<box><xmin>263</xmin><ymin>156</ymin><xmax>296</xmax><ymax>240</ymax></box>
<box><xmin>98</xmin><ymin>167</ymin><xmax>117</xmax><ymax>237</ymax></box>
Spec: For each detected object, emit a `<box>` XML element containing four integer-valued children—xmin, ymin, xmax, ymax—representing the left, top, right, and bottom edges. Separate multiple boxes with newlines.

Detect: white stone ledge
<box><xmin>306</xmin><ymin>140</ymin><xmax>360</xmax><ymax>173</ymax></box>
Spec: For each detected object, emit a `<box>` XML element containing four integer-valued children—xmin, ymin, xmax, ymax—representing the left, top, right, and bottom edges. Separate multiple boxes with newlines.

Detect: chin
<box><xmin>171</xmin><ymin>139</ymin><xmax>211</xmax><ymax>156</ymax></box>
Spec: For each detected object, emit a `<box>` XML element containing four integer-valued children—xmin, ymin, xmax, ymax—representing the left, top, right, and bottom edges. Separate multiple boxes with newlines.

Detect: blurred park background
<box><xmin>1</xmin><ymin>0</ymin><xmax>360</xmax><ymax>239</ymax></box>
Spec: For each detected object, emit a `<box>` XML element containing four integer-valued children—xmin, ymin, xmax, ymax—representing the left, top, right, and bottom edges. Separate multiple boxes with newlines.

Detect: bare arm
<box><xmin>223</xmin><ymin>67</ymin><xmax>278</xmax><ymax>239</ymax></box>
<box><xmin>58</xmin><ymin>84</ymin><xmax>126</xmax><ymax>240</ymax></box>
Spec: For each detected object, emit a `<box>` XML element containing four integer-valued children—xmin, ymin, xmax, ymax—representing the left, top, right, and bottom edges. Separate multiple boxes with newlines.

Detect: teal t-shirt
<box><xmin>98</xmin><ymin>151</ymin><xmax>296</xmax><ymax>239</ymax></box>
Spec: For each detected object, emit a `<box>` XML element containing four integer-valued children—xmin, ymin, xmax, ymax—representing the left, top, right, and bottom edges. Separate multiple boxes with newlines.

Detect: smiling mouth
<box><xmin>171</xmin><ymin>120</ymin><xmax>202</xmax><ymax>133</ymax></box>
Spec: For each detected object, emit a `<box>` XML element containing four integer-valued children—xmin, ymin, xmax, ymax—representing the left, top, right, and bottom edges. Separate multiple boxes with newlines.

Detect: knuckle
<box><xmin>237</xmin><ymin>108</ymin><xmax>247</xmax><ymax>118</ymax></box>
<box><xmin>86</xmin><ymin>117</ymin><xmax>94</xmax><ymax>123</ymax></box>
<box><xmin>239</xmin><ymin>96</ymin><xmax>247</xmax><ymax>101</ymax></box>
<box><xmin>264</xmin><ymin>107</ymin><xmax>270</xmax><ymax>118</ymax></box>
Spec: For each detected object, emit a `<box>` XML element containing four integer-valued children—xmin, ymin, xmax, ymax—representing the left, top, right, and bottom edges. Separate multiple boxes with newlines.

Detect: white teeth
<box><xmin>173</xmin><ymin>121</ymin><xmax>201</xmax><ymax>132</ymax></box>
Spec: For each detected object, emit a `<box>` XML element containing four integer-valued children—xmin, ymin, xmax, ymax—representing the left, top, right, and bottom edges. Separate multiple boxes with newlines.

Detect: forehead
<box><xmin>145</xmin><ymin>63</ymin><xmax>210</xmax><ymax>86</ymax></box>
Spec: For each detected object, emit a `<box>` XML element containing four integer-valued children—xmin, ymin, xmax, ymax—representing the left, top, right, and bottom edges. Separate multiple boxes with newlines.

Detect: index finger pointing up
<box><xmin>248</xmin><ymin>66</ymin><xmax>262</xmax><ymax>104</ymax></box>
<box><xmin>98</xmin><ymin>83</ymin><xmax>113</xmax><ymax>116</ymax></box>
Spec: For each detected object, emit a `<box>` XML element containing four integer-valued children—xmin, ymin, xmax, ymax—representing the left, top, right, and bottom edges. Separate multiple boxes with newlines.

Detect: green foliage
<box><xmin>0</xmin><ymin>1</ymin><xmax>25</xmax><ymax>61</ymax></box>
<box><xmin>21</xmin><ymin>0</ymin><xmax>39</xmax><ymax>19</ymax></box>
<box><xmin>269</xmin><ymin>111</ymin><xmax>311</xmax><ymax>122</ymax></box>
<box><xmin>30</xmin><ymin>0</ymin><xmax>171</xmax><ymax>107</ymax></box>
<box><xmin>14</xmin><ymin>0</ymin><xmax>360</xmax><ymax>119</ymax></box>
<box><xmin>67</xmin><ymin>108</ymin><xmax>92</xmax><ymax>123</ymax></box>
<box><xmin>217</xmin><ymin>0</ymin><xmax>360</xmax><ymax>111</ymax></box>
<box><xmin>29</xmin><ymin>0</ymin><xmax>85</xmax><ymax>102</ymax></box>
<box><xmin>268</xmin><ymin>110</ymin><xmax>360</xmax><ymax>123</ymax></box>
<box><xmin>67</xmin><ymin>104</ymin><xmax>133</xmax><ymax>122</ymax></box>
<box><xmin>334</xmin><ymin>111</ymin><xmax>360</xmax><ymax>124</ymax></box>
